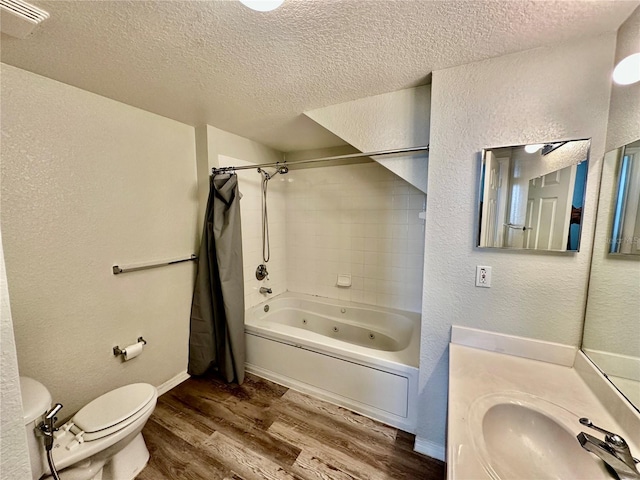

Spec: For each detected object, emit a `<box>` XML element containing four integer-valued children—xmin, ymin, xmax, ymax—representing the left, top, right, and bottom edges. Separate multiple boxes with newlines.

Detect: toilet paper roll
<box><xmin>123</xmin><ymin>341</ymin><xmax>144</xmax><ymax>361</ymax></box>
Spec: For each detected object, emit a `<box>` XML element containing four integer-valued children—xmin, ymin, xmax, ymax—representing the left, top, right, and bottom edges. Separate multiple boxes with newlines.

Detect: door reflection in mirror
<box><xmin>478</xmin><ymin>139</ymin><xmax>590</xmax><ymax>252</ymax></box>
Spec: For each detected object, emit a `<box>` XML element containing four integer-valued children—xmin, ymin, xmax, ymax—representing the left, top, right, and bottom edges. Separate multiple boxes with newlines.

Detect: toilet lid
<box><xmin>72</xmin><ymin>383</ymin><xmax>156</xmax><ymax>434</ymax></box>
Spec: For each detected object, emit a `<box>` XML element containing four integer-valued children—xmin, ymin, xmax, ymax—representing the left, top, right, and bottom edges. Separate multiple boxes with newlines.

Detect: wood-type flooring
<box><xmin>137</xmin><ymin>373</ymin><xmax>445</xmax><ymax>480</ymax></box>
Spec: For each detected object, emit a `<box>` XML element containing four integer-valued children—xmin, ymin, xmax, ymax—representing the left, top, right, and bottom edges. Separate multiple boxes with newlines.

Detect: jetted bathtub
<box><xmin>244</xmin><ymin>292</ymin><xmax>420</xmax><ymax>432</ymax></box>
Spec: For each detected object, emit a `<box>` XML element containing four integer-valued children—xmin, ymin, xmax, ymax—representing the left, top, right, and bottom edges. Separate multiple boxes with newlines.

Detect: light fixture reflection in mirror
<box><xmin>609</xmin><ymin>139</ymin><xmax>640</xmax><ymax>254</ymax></box>
<box><xmin>478</xmin><ymin>139</ymin><xmax>590</xmax><ymax>252</ymax></box>
<box><xmin>613</xmin><ymin>52</ymin><xmax>640</xmax><ymax>86</ymax></box>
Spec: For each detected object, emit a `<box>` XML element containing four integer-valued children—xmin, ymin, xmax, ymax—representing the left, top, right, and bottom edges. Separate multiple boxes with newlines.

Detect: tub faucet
<box><xmin>577</xmin><ymin>418</ymin><xmax>640</xmax><ymax>480</ymax></box>
<box><xmin>259</xmin><ymin>287</ymin><xmax>272</xmax><ymax>295</ymax></box>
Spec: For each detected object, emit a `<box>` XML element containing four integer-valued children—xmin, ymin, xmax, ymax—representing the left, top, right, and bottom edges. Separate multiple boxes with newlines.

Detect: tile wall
<box><xmin>285</xmin><ymin>162</ymin><xmax>426</xmax><ymax>312</ymax></box>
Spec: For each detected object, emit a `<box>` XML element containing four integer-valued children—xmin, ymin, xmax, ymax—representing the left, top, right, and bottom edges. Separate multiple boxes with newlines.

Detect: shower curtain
<box><xmin>188</xmin><ymin>173</ymin><xmax>245</xmax><ymax>384</ymax></box>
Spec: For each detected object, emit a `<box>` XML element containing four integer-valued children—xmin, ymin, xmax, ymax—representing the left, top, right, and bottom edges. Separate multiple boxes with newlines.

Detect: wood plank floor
<box><xmin>137</xmin><ymin>373</ymin><xmax>445</xmax><ymax>480</ymax></box>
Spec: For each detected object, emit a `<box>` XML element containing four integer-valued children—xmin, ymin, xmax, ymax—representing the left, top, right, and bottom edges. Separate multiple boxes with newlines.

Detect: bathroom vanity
<box><xmin>447</xmin><ymin>326</ymin><xmax>640</xmax><ymax>479</ymax></box>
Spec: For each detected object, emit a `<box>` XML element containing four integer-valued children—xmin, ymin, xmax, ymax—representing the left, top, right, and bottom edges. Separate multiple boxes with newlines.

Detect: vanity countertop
<box><xmin>448</xmin><ymin>342</ymin><xmax>640</xmax><ymax>480</ymax></box>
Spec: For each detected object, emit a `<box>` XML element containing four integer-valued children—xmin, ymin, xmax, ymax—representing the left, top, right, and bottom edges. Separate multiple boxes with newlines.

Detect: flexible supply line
<box><xmin>47</xmin><ymin>449</ymin><xmax>61</xmax><ymax>480</ymax></box>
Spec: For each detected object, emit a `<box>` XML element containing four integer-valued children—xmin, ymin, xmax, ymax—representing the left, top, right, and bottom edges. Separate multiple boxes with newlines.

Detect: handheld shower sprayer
<box><xmin>256</xmin><ymin>163</ymin><xmax>288</xmax><ymax>280</ymax></box>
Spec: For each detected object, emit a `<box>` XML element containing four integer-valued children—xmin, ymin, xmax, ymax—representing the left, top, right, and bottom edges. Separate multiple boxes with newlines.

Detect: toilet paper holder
<box><xmin>113</xmin><ymin>337</ymin><xmax>147</xmax><ymax>357</ymax></box>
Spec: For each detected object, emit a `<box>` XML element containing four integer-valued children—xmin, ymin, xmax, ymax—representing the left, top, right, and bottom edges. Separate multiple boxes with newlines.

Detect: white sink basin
<box><xmin>469</xmin><ymin>392</ymin><xmax>612</xmax><ymax>480</ymax></box>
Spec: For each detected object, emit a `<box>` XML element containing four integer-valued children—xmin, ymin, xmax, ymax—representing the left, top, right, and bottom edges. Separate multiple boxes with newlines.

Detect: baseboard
<box><xmin>156</xmin><ymin>371</ymin><xmax>190</xmax><ymax>396</ymax></box>
<box><xmin>414</xmin><ymin>436</ymin><xmax>445</xmax><ymax>462</ymax></box>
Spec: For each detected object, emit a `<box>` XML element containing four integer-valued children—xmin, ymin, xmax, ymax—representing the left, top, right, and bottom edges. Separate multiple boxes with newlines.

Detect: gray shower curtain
<box><xmin>188</xmin><ymin>173</ymin><xmax>245</xmax><ymax>384</ymax></box>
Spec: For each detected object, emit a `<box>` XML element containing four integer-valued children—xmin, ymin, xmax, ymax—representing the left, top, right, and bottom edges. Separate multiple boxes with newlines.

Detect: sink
<box><xmin>468</xmin><ymin>392</ymin><xmax>612</xmax><ymax>480</ymax></box>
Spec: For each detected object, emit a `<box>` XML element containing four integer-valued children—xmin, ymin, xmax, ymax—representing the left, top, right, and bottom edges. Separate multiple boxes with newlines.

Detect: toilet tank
<box><xmin>20</xmin><ymin>376</ymin><xmax>52</xmax><ymax>480</ymax></box>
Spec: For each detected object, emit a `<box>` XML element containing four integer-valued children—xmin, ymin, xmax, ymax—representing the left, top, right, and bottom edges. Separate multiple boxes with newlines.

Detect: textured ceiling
<box><xmin>1</xmin><ymin>0</ymin><xmax>637</xmax><ymax>152</ymax></box>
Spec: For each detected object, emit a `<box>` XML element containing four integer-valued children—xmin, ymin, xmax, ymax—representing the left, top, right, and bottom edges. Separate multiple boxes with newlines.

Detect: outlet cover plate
<box><xmin>476</xmin><ymin>266</ymin><xmax>492</xmax><ymax>287</ymax></box>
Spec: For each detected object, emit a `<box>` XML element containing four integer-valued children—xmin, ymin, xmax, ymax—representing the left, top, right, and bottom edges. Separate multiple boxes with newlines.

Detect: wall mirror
<box><xmin>478</xmin><ymin>139</ymin><xmax>590</xmax><ymax>252</ymax></box>
<box><xmin>582</xmin><ymin>138</ymin><xmax>640</xmax><ymax>411</ymax></box>
<box><xmin>609</xmin><ymin>139</ymin><xmax>640</xmax><ymax>254</ymax></box>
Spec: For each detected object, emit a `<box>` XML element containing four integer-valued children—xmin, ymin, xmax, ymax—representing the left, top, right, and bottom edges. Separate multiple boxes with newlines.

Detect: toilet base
<box><xmin>102</xmin><ymin>433</ymin><xmax>150</xmax><ymax>480</ymax></box>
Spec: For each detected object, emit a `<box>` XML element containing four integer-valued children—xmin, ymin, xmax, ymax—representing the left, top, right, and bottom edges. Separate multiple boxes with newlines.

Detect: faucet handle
<box><xmin>45</xmin><ymin>403</ymin><xmax>63</xmax><ymax>422</ymax></box>
<box><xmin>580</xmin><ymin>418</ymin><xmax>628</xmax><ymax>449</ymax></box>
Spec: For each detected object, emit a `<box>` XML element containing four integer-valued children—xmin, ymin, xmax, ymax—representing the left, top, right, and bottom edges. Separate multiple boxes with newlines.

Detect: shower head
<box><xmin>277</xmin><ymin>165</ymin><xmax>289</xmax><ymax>175</ymax></box>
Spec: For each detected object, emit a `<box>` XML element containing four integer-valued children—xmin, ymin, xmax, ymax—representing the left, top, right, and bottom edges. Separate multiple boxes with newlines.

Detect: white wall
<box><xmin>0</xmin><ymin>228</ymin><xmax>32</xmax><ymax>480</ymax></box>
<box><xmin>606</xmin><ymin>5</ymin><xmax>640</xmax><ymax>151</ymax></box>
<box><xmin>417</xmin><ymin>34</ymin><xmax>616</xmax><ymax>455</ymax></box>
<box><xmin>286</xmin><ymin>163</ymin><xmax>425</xmax><ymax>312</ymax></box>
<box><xmin>0</xmin><ymin>64</ymin><xmax>199</xmax><ymax>416</ymax></box>
<box><xmin>305</xmin><ymin>86</ymin><xmax>431</xmax><ymax>193</ymax></box>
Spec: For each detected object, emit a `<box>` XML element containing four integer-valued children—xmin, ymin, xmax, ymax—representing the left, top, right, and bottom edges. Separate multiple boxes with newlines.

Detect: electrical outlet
<box><xmin>476</xmin><ymin>266</ymin><xmax>492</xmax><ymax>288</ymax></box>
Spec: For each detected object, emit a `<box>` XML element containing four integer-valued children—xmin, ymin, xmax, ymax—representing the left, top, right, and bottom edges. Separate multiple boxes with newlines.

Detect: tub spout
<box><xmin>260</xmin><ymin>287</ymin><xmax>272</xmax><ymax>295</ymax></box>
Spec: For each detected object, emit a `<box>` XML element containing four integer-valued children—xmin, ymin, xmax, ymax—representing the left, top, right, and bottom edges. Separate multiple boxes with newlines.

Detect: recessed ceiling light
<box><xmin>524</xmin><ymin>144</ymin><xmax>544</xmax><ymax>154</ymax></box>
<box><xmin>613</xmin><ymin>53</ymin><xmax>640</xmax><ymax>86</ymax></box>
<box><xmin>239</xmin><ymin>0</ymin><xmax>284</xmax><ymax>12</ymax></box>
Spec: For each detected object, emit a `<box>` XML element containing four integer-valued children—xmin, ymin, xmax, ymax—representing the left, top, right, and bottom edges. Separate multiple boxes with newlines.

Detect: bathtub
<box><xmin>244</xmin><ymin>292</ymin><xmax>420</xmax><ymax>432</ymax></box>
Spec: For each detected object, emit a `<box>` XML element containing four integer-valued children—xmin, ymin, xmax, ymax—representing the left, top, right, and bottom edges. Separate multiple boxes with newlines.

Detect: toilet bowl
<box><xmin>21</xmin><ymin>377</ymin><xmax>157</xmax><ymax>480</ymax></box>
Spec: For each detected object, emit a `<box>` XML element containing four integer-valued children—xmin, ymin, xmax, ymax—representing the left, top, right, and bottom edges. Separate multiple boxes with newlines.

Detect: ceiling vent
<box><xmin>0</xmin><ymin>0</ymin><xmax>49</xmax><ymax>39</ymax></box>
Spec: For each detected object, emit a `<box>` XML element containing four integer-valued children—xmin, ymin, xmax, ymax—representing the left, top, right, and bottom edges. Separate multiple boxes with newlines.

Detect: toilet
<box><xmin>21</xmin><ymin>377</ymin><xmax>158</xmax><ymax>480</ymax></box>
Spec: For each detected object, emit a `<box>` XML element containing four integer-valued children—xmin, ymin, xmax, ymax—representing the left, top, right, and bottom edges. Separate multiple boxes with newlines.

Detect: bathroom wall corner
<box><xmin>0</xmin><ymin>228</ymin><xmax>33</xmax><ymax>480</ymax></box>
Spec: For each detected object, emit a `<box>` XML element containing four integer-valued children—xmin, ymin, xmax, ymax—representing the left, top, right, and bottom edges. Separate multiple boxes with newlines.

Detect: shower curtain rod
<box><xmin>211</xmin><ymin>145</ymin><xmax>429</xmax><ymax>174</ymax></box>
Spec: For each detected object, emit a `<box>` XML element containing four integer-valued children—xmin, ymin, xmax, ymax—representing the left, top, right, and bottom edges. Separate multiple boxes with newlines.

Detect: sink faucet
<box><xmin>259</xmin><ymin>286</ymin><xmax>272</xmax><ymax>294</ymax></box>
<box><xmin>577</xmin><ymin>418</ymin><xmax>640</xmax><ymax>480</ymax></box>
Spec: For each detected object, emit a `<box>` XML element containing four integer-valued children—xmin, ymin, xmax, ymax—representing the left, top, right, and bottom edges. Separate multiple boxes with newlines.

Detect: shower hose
<box><xmin>261</xmin><ymin>172</ymin><xmax>271</xmax><ymax>263</ymax></box>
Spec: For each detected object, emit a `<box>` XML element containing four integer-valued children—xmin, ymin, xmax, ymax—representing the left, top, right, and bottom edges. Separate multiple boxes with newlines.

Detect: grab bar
<box><xmin>112</xmin><ymin>254</ymin><xmax>197</xmax><ymax>275</ymax></box>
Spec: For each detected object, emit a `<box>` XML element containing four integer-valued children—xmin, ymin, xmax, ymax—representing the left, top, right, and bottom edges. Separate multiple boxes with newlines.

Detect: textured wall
<box><xmin>0</xmin><ymin>229</ymin><xmax>32</xmax><ymax>480</ymax></box>
<box><xmin>418</xmin><ymin>34</ymin><xmax>616</xmax><ymax>453</ymax></box>
<box><xmin>286</xmin><ymin>163</ymin><xmax>425</xmax><ymax>312</ymax></box>
<box><xmin>1</xmin><ymin>64</ymin><xmax>199</xmax><ymax>416</ymax></box>
<box><xmin>607</xmin><ymin>5</ymin><xmax>640</xmax><ymax>151</ymax></box>
<box><xmin>305</xmin><ymin>86</ymin><xmax>431</xmax><ymax>193</ymax></box>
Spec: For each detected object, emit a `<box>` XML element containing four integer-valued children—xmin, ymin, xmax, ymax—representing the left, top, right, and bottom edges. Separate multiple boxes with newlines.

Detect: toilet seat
<box><xmin>67</xmin><ymin>383</ymin><xmax>156</xmax><ymax>442</ymax></box>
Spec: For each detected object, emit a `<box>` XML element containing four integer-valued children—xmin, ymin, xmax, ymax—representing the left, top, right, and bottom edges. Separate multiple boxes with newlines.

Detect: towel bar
<box><xmin>112</xmin><ymin>254</ymin><xmax>197</xmax><ymax>275</ymax></box>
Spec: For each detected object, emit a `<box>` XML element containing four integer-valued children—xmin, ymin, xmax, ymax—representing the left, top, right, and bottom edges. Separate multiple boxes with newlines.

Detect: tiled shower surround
<box><xmin>285</xmin><ymin>163</ymin><xmax>426</xmax><ymax>312</ymax></box>
<box><xmin>233</xmin><ymin>159</ymin><xmax>426</xmax><ymax>312</ymax></box>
